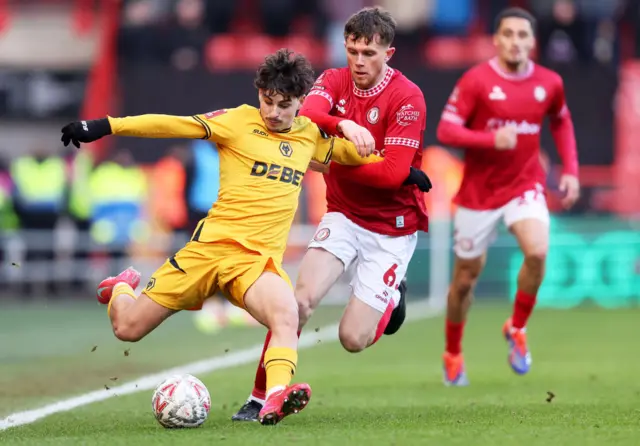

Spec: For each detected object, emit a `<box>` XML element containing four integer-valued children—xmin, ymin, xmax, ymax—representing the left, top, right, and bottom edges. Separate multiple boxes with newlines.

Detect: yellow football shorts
<box><xmin>143</xmin><ymin>240</ymin><xmax>291</xmax><ymax>311</ymax></box>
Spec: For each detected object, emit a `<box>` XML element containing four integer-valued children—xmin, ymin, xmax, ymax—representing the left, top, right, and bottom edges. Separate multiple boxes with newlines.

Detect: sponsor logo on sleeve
<box><xmin>396</xmin><ymin>104</ymin><xmax>420</xmax><ymax>126</ymax></box>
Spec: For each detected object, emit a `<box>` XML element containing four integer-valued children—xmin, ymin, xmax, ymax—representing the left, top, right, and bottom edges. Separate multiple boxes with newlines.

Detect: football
<box><xmin>151</xmin><ymin>374</ymin><xmax>211</xmax><ymax>428</ymax></box>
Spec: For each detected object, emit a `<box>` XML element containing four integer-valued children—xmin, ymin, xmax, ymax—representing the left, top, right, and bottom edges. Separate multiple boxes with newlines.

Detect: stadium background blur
<box><xmin>1</xmin><ymin>0</ymin><xmax>637</xmax><ymax>309</ymax></box>
<box><xmin>0</xmin><ymin>1</ymin><xmax>639</xmax><ymax>442</ymax></box>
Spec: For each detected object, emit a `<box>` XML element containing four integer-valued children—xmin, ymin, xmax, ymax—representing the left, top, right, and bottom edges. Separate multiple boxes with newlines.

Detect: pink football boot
<box><xmin>96</xmin><ymin>266</ymin><xmax>141</xmax><ymax>304</ymax></box>
<box><xmin>259</xmin><ymin>383</ymin><xmax>311</xmax><ymax>426</ymax></box>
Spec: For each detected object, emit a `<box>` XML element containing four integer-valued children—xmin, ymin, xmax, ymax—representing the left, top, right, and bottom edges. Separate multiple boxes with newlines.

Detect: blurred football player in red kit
<box><xmin>436</xmin><ymin>8</ymin><xmax>580</xmax><ymax>385</ymax></box>
<box><xmin>232</xmin><ymin>6</ymin><xmax>431</xmax><ymax>421</ymax></box>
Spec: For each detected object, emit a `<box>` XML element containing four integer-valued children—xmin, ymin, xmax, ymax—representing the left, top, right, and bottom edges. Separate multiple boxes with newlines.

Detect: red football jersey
<box><xmin>305</xmin><ymin>67</ymin><xmax>428</xmax><ymax>235</ymax></box>
<box><xmin>440</xmin><ymin>58</ymin><xmax>574</xmax><ymax>210</ymax></box>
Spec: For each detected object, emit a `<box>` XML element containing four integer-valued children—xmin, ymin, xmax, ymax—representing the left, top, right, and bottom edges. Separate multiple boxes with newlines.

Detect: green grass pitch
<box><xmin>1</xmin><ymin>302</ymin><xmax>639</xmax><ymax>445</ymax></box>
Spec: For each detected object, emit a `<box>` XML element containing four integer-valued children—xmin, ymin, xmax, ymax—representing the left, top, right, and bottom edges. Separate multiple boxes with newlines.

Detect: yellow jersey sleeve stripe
<box><xmin>322</xmin><ymin>138</ymin><xmax>334</xmax><ymax>165</ymax></box>
<box><xmin>192</xmin><ymin>115</ymin><xmax>212</xmax><ymax>140</ymax></box>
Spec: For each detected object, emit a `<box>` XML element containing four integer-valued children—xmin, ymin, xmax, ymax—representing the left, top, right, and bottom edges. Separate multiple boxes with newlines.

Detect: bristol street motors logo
<box><xmin>486</xmin><ymin>118</ymin><xmax>541</xmax><ymax>135</ymax></box>
<box><xmin>367</xmin><ymin>106</ymin><xmax>380</xmax><ymax>124</ymax></box>
<box><xmin>396</xmin><ymin>104</ymin><xmax>420</xmax><ymax>126</ymax></box>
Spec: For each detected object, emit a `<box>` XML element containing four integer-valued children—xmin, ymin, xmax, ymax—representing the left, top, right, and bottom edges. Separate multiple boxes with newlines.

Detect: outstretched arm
<box><xmin>61</xmin><ymin>107</ymin><xmax>242</xmax><ymax>148</ymax></box>
<box><xmin>108</xmin><ymin>115</ymin><xmax>209</xmax><ymax>139</ymax></box>
<box><xmin>312</xmin><ymin>132</ymin><xmax>381</xmax><ymax>167</ymax></box>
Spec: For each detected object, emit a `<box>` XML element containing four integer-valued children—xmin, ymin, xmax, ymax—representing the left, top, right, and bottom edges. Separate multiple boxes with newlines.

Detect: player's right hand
<box><xmin>494</xmin><ymin>126</ymin><xmax>518</xmax><ymax>150</ymax></box>
<box><xmin>61</xmin><ymin>118</ymin><xmax>112</xmax><ymax>148</ymax></box>
<box><xmin>337</xmin><ymin>120</ymin><xmax>375</xmax><ymax>157</ymax></box>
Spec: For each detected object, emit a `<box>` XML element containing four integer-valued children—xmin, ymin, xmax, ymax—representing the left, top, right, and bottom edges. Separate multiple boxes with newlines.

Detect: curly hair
<box><xmin>344</xmin><ymin>6</ymin><xmax>396</xmax><ymax>46</ymax></box>
<box><xmin>254</xmin><ymin>49</ymin><xmax>316</xmax><ymax>99</ymax></box>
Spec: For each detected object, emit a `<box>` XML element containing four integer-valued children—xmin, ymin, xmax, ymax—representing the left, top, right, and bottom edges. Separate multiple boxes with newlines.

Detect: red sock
<box><xmin>371</xmin><ymin>301</ymin><xmax>394</xmax><ymax>346</ymax></box>
<box><xmin>250</xmin><ymin>331</ymin><xmax>271</xmax><ymax>400</ymax></box>
<box><xmin>251</xmin><ymin>329</ymin><xmax>301</xmax><ymax>400</ymax></box>
<box><xmin>445</xmin><ymin>319</ymin><xmax>465</xmax><ymax>355</ymax></box>
<box><xmin>512</xmin><ymin>289</ymin><xmax>537</xmax><ymax>329</ymax></box>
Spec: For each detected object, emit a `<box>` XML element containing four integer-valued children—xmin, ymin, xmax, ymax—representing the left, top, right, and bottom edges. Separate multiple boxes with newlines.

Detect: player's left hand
<box><xmin>558</xmin><ymin>174</ymin><xmax>580</xmax><ymax>209</ymax></box>
<box><xmin>403</xmin><ymin>167</ymin><xmax>432</xmax><ymax>192</ymax></box>
<box><xmin>61</xmin><ymin>118</ymin><xmax>112</xmax><ymax>148</ymax></box>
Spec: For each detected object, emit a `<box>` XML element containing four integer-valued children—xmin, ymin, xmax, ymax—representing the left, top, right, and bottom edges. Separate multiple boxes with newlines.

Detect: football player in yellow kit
<box><xmin>60</xmin><ymin>49</ymin><xmax>387</xmax><ymax>426</ymax></box>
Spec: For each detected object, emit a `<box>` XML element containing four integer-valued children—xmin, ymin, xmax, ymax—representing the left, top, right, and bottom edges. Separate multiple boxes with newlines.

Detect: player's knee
<box><xmin>338</xmin><ymin>327</ymin><xmax>369</xmax><ymax>353</ymax></box>
<box><xmin>452</xmin><ymin>263</ymin><xmax>481</xmax><ymax>298</ymax></box>
<box><xmin>112</xmin><ymin>319</ymin><xmax>144</xmax><ymax>343</ymax></box>
<box><xmin>524</xmin><ymin>248</ymin><xmax>547</xmax><ymax>268</ymax></box>
<box><xmin>452</xmin><ymin>278</ymin><xmax>473</xmax><ymax>297</ymax></box>
<box><xmin>270</xmin><ymin>299</ymin><xmax>300</xmax><ymax>335</ymax></box>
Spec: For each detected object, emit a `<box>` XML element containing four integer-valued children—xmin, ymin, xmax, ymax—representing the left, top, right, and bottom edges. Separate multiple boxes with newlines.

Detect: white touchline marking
<box><xmin>0</xmin><ymin>302</ymin><xmax>440</xmax><ymax>431</ymax></box>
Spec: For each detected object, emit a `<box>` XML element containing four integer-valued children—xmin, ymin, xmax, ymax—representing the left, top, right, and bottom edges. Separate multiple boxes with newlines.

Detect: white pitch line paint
<box><xmin>0</xmin><ymin>302</ymin><xmax>440</xmax><ymax>431</ymax></box>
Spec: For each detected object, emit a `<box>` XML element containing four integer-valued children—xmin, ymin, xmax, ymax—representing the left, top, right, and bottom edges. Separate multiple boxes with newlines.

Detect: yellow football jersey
<box><xmin>108</xmin><ymin>104</ymin><xmax>380</xmax><ymax>260</ymax></box>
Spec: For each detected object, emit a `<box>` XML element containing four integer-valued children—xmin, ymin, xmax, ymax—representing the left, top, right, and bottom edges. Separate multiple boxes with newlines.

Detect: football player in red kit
<box><xmin>232</xmin><ymin>6</ymin><xmax>430</xmax><ymax>421</ymax></box>
<box><xmin>436</xmin><ymin>8</ymin><xmax>580</xmax><ymax>385</ymax></box>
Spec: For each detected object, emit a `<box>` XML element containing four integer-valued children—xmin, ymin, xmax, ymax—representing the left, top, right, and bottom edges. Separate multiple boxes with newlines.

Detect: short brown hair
<box><xmin>254</xmin><ymin>49</ymin><xmax>316</xmax><ymax>99</ymax></box>
<box><xmin>494</xmin><ymin>7</ymin><xmax>537</xmax><ymax>34</ymax></box>
<box><xmin>344</xmin><ymin>6</ymin><xmax>396</xmax><ymax>46</ymax></box>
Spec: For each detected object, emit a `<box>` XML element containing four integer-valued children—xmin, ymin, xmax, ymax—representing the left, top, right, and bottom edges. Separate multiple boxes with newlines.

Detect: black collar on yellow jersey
<box><xmin>260</xmin><ymin>121</ymin><xmax>294</xmax><ymax>135</ymax></box>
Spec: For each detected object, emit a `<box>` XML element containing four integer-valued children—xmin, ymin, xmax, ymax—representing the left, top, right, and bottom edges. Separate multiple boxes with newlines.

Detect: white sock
<box><xmin>248</xmin><ymin>394</ymin><xmax>265</xmax><ymax>405</ymax></box>
<box><xmin>265</xmin><ymin>385</ymin><xmax>285</xmax><ymax>400</ymax></box>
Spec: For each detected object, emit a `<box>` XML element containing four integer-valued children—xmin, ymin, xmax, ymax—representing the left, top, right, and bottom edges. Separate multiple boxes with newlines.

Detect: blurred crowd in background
<box><xmin>0</xmin><ymin>0</ymin><xmax>638</xmax><ymax>301</ymax></box>
<box><xmin>117</xmin><ymin>0</ymin><xmax>633</xmax><ymax>68</ymax></box>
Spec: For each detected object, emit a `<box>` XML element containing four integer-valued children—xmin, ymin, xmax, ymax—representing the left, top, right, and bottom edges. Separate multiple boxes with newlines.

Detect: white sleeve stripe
<box><xmin>556</xmin><ymin>104</ymin><xmax>569</xmax><ymax>118</ymax></box>
<box><xmin>441</xmin><ymin>111</ymin><xmax>464</xmax><ymax>125</ymax></box>
<box><xmin>307</xmin><ymin>90</ymin><xmax>334</xmax><ymax>108</ymax></box>
<box><xmin>384</xmin><ymin>137</ymin><xmax>421</xmax><ymax>149</ymax></box>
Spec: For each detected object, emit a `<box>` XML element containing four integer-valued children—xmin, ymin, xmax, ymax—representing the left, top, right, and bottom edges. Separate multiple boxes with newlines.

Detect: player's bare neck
<box><xmin>371</xmin><ymin>65</ymin><xmax>389</xmax><ymax>89</ymax></box>
<box><xmin>498</xmin><ymin>58</ymin><xmax>528</xmax><ymax>75</ymax></box>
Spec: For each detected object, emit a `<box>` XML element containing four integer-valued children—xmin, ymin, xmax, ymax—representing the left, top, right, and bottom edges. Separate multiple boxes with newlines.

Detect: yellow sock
<box><xmin>264</xmin><ymin>347</ymin><xmax>297</xmax><ymax>398</ymax></box>
<box><xmin>107</xmin><ymin>282</ymin><xmax>137</xmax><ymax>318</ymax></box>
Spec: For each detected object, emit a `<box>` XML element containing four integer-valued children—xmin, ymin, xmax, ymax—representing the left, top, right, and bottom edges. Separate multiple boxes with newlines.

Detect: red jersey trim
<box><xmin>352</xmin><ymin>67</ymin><xmax>395</xmax><ymax>98</ymax></box>
<box><xmin>555</xmin><ymin>103</ymin><xmax>569</xmax><ymax>119</ymax></box>
<box><xmin>307</xmin><ymin>89</ymin><xmax>334</xmax><ymax>108</ymax></box>
<box><xmin>384</xmin><ymin>137</ymin><xmax>420</xmax><ymax>149</ymax></box>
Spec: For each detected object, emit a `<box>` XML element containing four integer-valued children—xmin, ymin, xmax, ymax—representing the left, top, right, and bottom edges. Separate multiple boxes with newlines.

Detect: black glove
<box><xmin>61</xmin><ymin>118</ymin><xmax>112</xmax><ymax>148</ymax></box>
<box><xmin>403</xmin><ymin>166</ymin><xmax>433</xmax><ymax>192</ymax></box>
